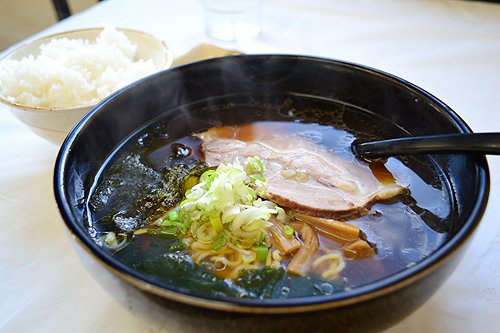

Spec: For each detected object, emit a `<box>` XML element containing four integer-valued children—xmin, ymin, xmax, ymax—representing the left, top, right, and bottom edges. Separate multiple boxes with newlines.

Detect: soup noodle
<box><xmin>87</xmin><ymin>101</ymin><xmax>451</xmax><ymax>299</ymax></box>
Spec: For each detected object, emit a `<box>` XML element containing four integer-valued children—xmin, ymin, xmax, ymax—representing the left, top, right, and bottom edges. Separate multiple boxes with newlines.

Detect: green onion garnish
<box><xmin>282</xmin><ymin>225</ymin><xmax>294</xmax><ymax>238</ymax></box>
<box><xmin>255</xmin><ymin>245</ymin><xmax>269</xmax><ymax>262</ymax></box>
<box><xmin>168</xmin><ymin>211</ymin><xmax>179</xmax><ymax>221</ymax></box>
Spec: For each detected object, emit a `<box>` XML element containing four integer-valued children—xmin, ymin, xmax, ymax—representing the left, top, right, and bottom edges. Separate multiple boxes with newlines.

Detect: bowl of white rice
<box><xmin>0</xmin><ymin>26</ymin><xmax>173</xmax><ymax>145</ymax></box>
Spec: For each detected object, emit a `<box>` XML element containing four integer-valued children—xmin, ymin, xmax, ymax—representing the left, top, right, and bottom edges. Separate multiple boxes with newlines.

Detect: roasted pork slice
<box><xmin>198</xmin><ymin>129</ymin><xmax>406</xmax><ymax>218</ymax></box>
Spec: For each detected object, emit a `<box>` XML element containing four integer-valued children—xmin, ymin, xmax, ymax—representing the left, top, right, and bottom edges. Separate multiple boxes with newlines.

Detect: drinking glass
<box><xmin>200</xmin><ymin>0</ymin><xmax>263</xmax><ymax>42</ymax></box>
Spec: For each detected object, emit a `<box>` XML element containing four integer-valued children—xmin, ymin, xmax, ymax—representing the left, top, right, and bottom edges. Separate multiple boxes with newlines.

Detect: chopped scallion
<box><xmin>282</xmin><ymin>225</ymin><xmax>294</xmax><ymax>238</ymax></box>
<box><xmin>168</xmin><ymin>211</ymin><xmax>179</xmax><ymax>221</ymax></box>
<box><xmin>255</xmin><ymin>245</ymin><xmax>269</xmax><ymax>262</ymax></box>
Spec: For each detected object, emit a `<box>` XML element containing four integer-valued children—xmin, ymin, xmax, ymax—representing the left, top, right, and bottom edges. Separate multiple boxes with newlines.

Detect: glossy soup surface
<box><xmin>87</xmin><ymin>96</ymin><xmax>452</xmax><ymax>299</ymax></box>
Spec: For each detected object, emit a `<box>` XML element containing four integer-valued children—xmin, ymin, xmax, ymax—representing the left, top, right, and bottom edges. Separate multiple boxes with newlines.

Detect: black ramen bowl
<box><xmin>54</xmin><ymin>55</ymin><xmax>489</xmax><ymax>333</ymax></box>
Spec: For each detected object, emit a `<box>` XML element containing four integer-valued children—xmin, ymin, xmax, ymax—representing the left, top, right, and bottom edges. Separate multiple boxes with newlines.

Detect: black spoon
<box><xmin>352</xmin><ymin>133</ymin><xmax>500</xmax><ymax>159</ymax></box>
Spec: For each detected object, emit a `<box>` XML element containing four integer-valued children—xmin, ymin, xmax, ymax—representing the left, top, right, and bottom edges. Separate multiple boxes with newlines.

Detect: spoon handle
<box><xmin>352</xmin><ymin>133</ymin><xmax>500</xmax><ymax>158</ymax></box>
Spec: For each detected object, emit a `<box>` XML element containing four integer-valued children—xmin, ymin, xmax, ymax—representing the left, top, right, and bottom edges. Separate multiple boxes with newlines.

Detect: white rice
<box><xmin>0</xmin><ymin>26</ymin><xmax>157</xmax><ymax>108</ymax></box>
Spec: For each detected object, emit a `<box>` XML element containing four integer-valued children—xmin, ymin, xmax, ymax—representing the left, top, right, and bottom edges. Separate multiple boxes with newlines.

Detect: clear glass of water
<box><xmin>200</xmin><ymin>0</ymin><xmax>263</xmax><ymax>42</ymax></box>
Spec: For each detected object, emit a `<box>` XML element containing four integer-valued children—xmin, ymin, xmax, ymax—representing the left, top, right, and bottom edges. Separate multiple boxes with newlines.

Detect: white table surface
<box><xmin>1</xmin><ymin>0</ymin><xmax>499</xmax><ymax>332</ymax></box>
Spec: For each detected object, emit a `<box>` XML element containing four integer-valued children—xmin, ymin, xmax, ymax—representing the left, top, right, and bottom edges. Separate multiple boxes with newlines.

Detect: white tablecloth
<box><xmin>1</xmin><ymin>0</ymin><xmax>499</xmax><ymax>332</ymax></box>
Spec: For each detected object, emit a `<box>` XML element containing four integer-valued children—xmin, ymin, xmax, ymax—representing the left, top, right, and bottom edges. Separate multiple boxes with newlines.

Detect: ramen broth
<box><xmin>87</xmin><ymin>102</ymin><xmax>451</xmax><ymax>299</ymax></box>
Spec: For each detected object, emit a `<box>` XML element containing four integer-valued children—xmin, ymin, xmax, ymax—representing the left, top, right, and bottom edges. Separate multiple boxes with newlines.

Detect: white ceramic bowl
<box><xmin>0</xmin><ymin>27</ymin><xmax>173</xmax><ymax>145</ymax></box>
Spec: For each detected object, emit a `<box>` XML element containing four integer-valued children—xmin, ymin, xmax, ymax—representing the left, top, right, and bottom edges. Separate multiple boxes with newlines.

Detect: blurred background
<box><xmin>2</xmin><ymin>0</ymin><xmax>499</xmax><ymax>52</ymax></box>
<box><xmin>0</xmin><ymin>0</ymin><xmax>95</xmax><ymax>51</ymax></box>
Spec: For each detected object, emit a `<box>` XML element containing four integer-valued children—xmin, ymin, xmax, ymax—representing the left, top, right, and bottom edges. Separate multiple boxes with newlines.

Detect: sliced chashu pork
<box><xmin>198</xmin><ymin>130</ymin><xmax>406</xmax><ymax>218</ymax></box>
